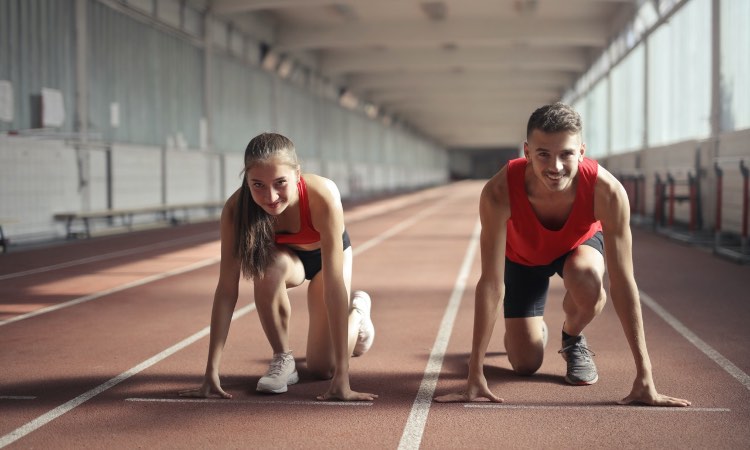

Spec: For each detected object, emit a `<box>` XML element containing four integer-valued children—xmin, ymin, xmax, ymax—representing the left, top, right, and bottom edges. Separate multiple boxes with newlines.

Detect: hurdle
<box><xmin>713</xmin><ymin>157</ymin><xmax>750</xmax><ymax>263</ymax></box>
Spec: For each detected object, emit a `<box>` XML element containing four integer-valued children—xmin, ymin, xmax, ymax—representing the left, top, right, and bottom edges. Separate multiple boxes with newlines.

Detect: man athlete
<box><xmin>435</xmin><ymin>103</ymin><xmax>690</xmax><ymax>406</ymax></box>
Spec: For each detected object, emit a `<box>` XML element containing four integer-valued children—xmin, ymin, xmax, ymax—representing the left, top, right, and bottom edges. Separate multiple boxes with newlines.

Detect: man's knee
<box><xmin>565</xmin><ymin>263</ymin><xmax>605</xmax><ymax>305</ymax></box>
<box><xmin>509</xmin><ymin>356</ymin><xmax>543</xmax><ymax>376</ymax></box>
<box><xmin>505</xmin><ymin>335</ymin><xmax>545</xmax><ymax>376</ymax></box>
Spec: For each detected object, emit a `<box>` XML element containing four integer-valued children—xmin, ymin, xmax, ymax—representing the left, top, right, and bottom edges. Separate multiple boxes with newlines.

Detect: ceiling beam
<box><xmin>370</xmin><ymin>88</ymin><xmax>560</xmax><ymax>104</ymax></box>
<box><xmin>275</xmin><ymin>18</ymin><xmax>609</xmax><ymax>51</ymax></box>
<box><xmin>320</xmin><ymin>47</ymin><xmax>589</xmax><ymax>75</ymax></box>
<box><xmin>211</xmin><ymin>0</ymin><xmax>637</xmax><ymax>16</ymax></box>
<box><xmin>348</xmin><ymin>71</ymin><xmax>576</xmax><ymax>90</ymax></box>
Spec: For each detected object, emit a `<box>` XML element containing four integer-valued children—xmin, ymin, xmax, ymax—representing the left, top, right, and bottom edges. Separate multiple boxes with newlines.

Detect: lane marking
<box><xmin>125</xmin><ymin>398</ymin><xmax>372</xmax><ymax>407</ymax></box>
<box><xmin>0</xmin><ymin>190</ymin><xmax>447</xmax><ymax>327</ymax></box>
<box><xmin>640</xmin><ymin>291</ymin><xmax>750</xmax><ymax>392</ymax></box>
<box><xmin>465</xmin><ymin>404</ymin><xmax>730</xmax><ymax>412</ymax></box>
<box><xmin>0</xmin><ymin>303</ymin><xmax>255</xmax><ymax>448</ymax></box>
<box><xmin>0</xmin><ymin>232</ymin><xmax>218</xmax><ymax>281</ymax></box>
<box><xmin>398</xmin><ymin>219</ymin><xmax>481</xmax><ymax>450</ymax></box>
<box><xmin>0</xmin><ymin>396</ymin><xmax>36</xmax><ymax>400</ymax></box>
<box><xmin>0</xmin><ymin>258</ymin><xmax>219</xmax><ymax>328</ymax></box>
<box><xmin>353</xmin><ymin>200</ymin><xmax>446</xmax><ymax>255</ymax></box>
<box><xmin>0</xmin><ymin>199</ymin><xmax>446</xmax><ymax>446</ymax></box>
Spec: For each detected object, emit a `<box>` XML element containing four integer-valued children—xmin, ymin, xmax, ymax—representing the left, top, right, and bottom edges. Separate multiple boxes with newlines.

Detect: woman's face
<box><xmin>246</xmin><ymin>156</ymin><xmax>299</xmax><ymax>216</ymax></box>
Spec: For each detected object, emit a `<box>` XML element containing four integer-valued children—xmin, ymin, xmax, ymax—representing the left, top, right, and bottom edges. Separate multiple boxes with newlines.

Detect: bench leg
<box><xmin>0</xmin><ymin>225</ymin><xmax>7</xmax><ymax>253</ymax></box>
<box><xmin>66</xmin><ymin>218</ymin><xmax>75</xmax><ymax>239</ymax></box>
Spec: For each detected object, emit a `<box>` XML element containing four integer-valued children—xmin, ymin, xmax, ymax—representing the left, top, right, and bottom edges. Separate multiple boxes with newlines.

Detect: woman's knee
<box><xmin>254</xmin><ymin>251</ymin><xmax>296</xmax><ymax>289</ymax></box>
<box><xmin>306</xmin><ymin>360</ymin><xmax>334</xmax><ymax>380</ymax></box>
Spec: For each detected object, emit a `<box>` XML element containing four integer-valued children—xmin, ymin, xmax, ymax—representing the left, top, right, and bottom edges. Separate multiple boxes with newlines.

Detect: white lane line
<box><xmin>0</xmin><ymin>396</ymin><xmax>36</xmax><ymax>400</ymax></box>
<box><xmin>0</xmin><ymin>303</ymin><xmax>255</xmax><ymax>449</ymax></box>
<box><xmin>0</xmin><ymin>257</ymin><xmax>220</xmax><ymax>328</ymax></box>
<box><xmin>353</xmin><ymin>200</ymin><xmax>446</xmax><ymax>256</ymax></box>
<box><xmin>0</xmin><ymin>232</ymin><xmax>217</xmax><ymax>281</ymax></box>
<box><xmin>0</xmin><ymin>201</ymin><xmax>445</xmax><ymax>447</ymax></box>
<box><xmin>640</xmin><ymin>291</ymin><xmax>750</xmax><ymax>392</ymax></box>
<box><xmin>125</xmin><ymin>398</ymin><xmax>372</xmax><ymax>407</ymax></box>
<box><xmin>398</xmin><ymin>219</ymin><xmax>481</xmax><ymax>450</ymax></box>
<box><xmin>465</xmin><ymin>404</ymin><xmax>730</xmax><ymax>412</ymax></box>
<box><xmin>0</xmin><ymin>193</ymin><xmax>444</xmax><ymax>328</ymax></box>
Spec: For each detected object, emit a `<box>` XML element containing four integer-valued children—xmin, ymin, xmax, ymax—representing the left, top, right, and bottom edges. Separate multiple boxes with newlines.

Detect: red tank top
<box><xmin>274</xmin><ymin>177</ymin><xmax>321</xmax><ymax>245</ymax></box>
<box><xmin>505</xmin><ymin>157</ymin><xmax>602</xmax><ymax>266</ymax></box>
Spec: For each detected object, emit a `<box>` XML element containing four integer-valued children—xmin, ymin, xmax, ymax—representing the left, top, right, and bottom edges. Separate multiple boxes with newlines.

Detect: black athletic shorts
<box><xmin>288</xmin><ymin>230</ymin><xmax>351</xmax><ymax>280</ymax></box>
<box><xmin>503</xmin><ymin>231</ymin><xmax>604</xmax><ymax>318</ymax></box>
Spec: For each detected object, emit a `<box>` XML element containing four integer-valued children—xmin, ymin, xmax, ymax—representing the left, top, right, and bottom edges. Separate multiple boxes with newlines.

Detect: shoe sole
<box><xmin>256</xmin><ymin>370</ymin><xmax>299</xmax><ymax>394</ymax></box>
<box><xmin>564</xmin><ymin>374</ymin><xmax>598</xmax><ymax>385</ymax></box>
<box><xmin>352</xmin><ymin>291</ymin><xmax>374</xmax><ymax>357</ymax></box>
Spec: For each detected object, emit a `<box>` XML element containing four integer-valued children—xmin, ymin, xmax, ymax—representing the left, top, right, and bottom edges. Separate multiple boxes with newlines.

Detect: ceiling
<box><xmin>203</xmin><ymin>0</ymin><xmax>639</xmax><ymax>150</ymax></box>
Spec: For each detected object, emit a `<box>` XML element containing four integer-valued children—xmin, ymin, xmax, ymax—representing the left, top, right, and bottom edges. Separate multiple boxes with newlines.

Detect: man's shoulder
<box><xmin>481</xmin><ymin>166</ymin><xmax>511</xmax><ymax>211</ymax></box>
<box><xmin>594</xmin><ymin>165</ymin><xmax>623</xmax><ymax>195</ymax></box>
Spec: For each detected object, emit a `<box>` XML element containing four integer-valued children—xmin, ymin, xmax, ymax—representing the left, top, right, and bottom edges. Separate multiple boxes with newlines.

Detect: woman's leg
<box><xmin>253</xmin><ymin>247</ymin><xmax>306</xmax><ymax>354</ymax></box>
<box><xmin>305</xmin><ymin>247</ymin><xmax>363</xmax><ymax>379</ymax></box>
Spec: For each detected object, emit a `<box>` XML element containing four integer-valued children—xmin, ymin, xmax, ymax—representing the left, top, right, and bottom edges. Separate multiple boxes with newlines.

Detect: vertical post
<box><xmin>75</xmin><ymin>0</ymin><xmax>90</xmax><ymax>211</ymax></box>
<box><xmin>667</xmin><ymin>173</ymin><xmax>675</xmax><ymax>227</ymax></box>
<box><xmin>203</xmin><ymin>10</ymin><xmax>213</xmax><ymax>152</ymax></box>
<box><xmin>638</xmin><ymin>174</ymin><xmax>646</xmax><ymax>216</ymax></box>
<box><xmin>714</xmin><ymin>162</ymin><xmax>723</xmax><ymax>250</ymax></box>
<box><xmin>688</xmin><ymin>172</ymin><xmax>696</xmax><ymax>232</ymax></box>
<box><xmin>654</xmin><ymin>173</ymin><xmax>663</xmax><ymax>229</ymax></box>
<box><xmin>75</xmin><ymin>0</ymin><xmax>88</xmax><ymax>144</ymax></box>
<box><xmin>741</xmin><ymin>160</ymin><xmax>749</xmax><ymax>254</ymax></box>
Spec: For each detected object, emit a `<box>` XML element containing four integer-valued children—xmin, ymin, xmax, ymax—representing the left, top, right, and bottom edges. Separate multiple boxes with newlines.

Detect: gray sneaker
<box><xmin>558</xmin><ymin>334</ymin><xmax>598</xmax><ymax>385</ymax></box>
<box><xmin>256</xmin><ymin>351</ymin><xmax>299</xmax><ymax>394</ymax></box>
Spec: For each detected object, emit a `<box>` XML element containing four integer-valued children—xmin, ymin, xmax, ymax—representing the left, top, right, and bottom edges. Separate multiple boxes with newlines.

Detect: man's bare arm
<box><xmin>435</xmin><ymin>169</ymin><xmax>510</xmax><ymax>403</ymax></box>
<box><xmin>596</xmin><ymin>167</ymin><xmax>690</xmax><ymax>407</ymax></box>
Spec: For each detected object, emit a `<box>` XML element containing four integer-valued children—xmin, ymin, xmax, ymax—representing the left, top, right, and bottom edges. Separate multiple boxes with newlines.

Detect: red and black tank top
<box><xmin>505</xmin><ymin>157</ymin><xmax>602</xmax><ymax>266</ymax></box>
<box><xmin>274</xmin><ymin>177</ymin><xmax>321</xmax><ymax>245</ymax></box>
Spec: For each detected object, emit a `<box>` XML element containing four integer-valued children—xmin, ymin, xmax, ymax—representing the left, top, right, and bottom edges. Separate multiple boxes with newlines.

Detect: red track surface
<box><xmin>1</xmin><ymin>181</ymin><xmax>749</xmax><ymax>449</ymax></box>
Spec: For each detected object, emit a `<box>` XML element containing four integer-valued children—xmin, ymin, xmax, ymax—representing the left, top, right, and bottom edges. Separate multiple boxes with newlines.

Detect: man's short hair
<box><xmin>526</xmin><ymin>102</ymin><xmax>583</xmax><ymax>139</ymax></box>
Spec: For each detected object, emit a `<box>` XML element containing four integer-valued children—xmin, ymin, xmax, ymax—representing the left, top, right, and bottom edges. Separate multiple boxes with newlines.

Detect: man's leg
<box><xmin>503</xmin><ymin>259</ymin><xmax>552</xmax><ymax>376</ymax></box>
<box><xmin>505</xmin><ymin>316</ymin><xmax>548</xmax><ymax>375</ymax></box>
<box><xmin>561</xmin><ymin>245</ymin><xmax>606</xmax><ymax>336</ymax></box>
<box><xmin>559</xmin><ymin>244</ymin><xmax>606</xmax><ymax>385</ymax></box>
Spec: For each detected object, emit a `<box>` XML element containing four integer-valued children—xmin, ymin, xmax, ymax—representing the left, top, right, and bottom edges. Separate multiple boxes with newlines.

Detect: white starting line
<box><xmin>125</xmin><ymin>398</ymin><xmax>373</xmax><ymax>407</ymax></box>
<box><xmin>465</xmin><ymin>404</ymin><xmax>730</xmax><ymax>412</ymax></box>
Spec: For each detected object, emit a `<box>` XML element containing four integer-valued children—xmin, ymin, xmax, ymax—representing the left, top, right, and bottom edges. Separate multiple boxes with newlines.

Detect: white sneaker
<box><xmin>256</xmin><ymin>351</ymin><xmax>299</xmax><ymax>394</ymax></box>
<box><xmin>351</xmin><ymin>291</ymin><xmax>375</xmax><ymax>357</ymax></box>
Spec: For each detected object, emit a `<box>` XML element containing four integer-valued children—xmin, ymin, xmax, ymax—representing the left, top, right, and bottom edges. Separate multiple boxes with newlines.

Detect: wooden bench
<box><xmin>53</xmin><ymin>202</ymin><xmax>224</xmax><ymax>239</ymax></box>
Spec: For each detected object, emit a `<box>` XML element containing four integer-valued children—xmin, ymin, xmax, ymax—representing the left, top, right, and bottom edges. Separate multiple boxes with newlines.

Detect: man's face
<box><xmin>523</xmin><ymin>130</ymin><xmax>585</xmax><ymax>193</ymax></box>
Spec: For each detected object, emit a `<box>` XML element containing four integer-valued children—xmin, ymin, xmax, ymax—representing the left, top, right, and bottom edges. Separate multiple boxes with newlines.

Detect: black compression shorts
<box><xmin>288</xmin><ymin>230</ymin><xmax>352</xmax><ymax>280</ymax></box>
<box><xmin>503</xmin><ymin>231</ymin><xmax>604</xmax><ymax>318</ymax></box>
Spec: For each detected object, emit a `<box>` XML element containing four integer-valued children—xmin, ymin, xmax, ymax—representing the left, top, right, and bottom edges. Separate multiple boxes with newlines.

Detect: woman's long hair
<box><xmin>235</xmin><ymin>133</ymin><xmax>299</xmax><ymax>279</ymax></box>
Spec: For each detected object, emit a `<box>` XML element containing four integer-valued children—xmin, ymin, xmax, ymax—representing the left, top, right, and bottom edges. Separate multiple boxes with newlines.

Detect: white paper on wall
<box><xmin>110</xmin><ymin>102</ymin><xmax>120</xmax><ymax>128</ymax></box>
<box><xmin>41</xmin><ymin>88</ymin><xmax>65</xmax><ymax>128</ymax></box>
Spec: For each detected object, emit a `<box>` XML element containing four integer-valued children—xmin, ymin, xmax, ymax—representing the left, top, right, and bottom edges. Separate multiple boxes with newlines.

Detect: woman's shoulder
<box><xmin>221</xmin><ymin>188</ymin><xmax>242</xmax><ymax>220</ymax></box>
<box><xmin>303</xmin><ymin>173</ymin><xmax>341</xmax><ymax>203</ymax></box>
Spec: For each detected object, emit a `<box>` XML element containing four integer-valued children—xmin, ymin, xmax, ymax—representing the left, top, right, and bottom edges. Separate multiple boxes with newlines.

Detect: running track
<box><xmin>1</xmin><ymin>181</ymin><xmax>748</xmax><ymax>449</ymax></box>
